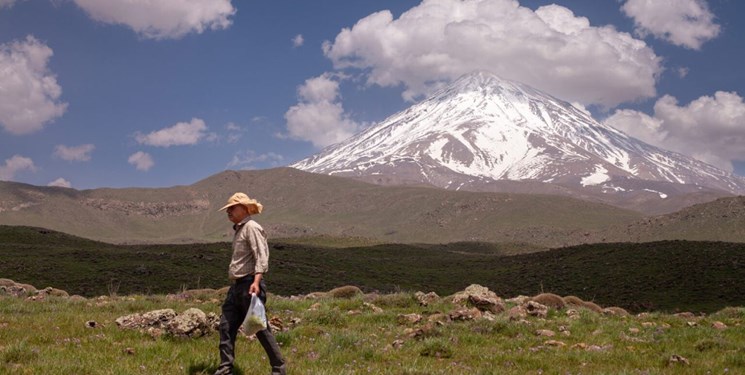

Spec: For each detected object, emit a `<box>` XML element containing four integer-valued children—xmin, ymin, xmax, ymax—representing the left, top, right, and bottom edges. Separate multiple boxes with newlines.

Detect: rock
<box><xmin>505</xmin><ymin>295</ymin><xmax>530</xmax><ymax>305</ymax></box>
<box><xmin>641</xmin><ymin>322</ymin><xmax>656</xmax><ymax>328</ymax></box>
<box><xmin>668</xmin><ymin>354</ymin><xmax>690</xmax><ymax>366</ymax></box>
<box><xmin>602</xmin><ymin>307</ymin><xmax>630</xmax><ymax>317</ymax></box>
<box><xmin>427</xmin><ymin>313</ymin><xmax>449</xmax><ymax>324</ymax></box>
<box><xmin>391</xmin><ymin>339</ymin><xmax>405</xmax><ymax>349</ymax></box>
<box><xmin>363</xmin><ymin>302</ymin><xmax>383</xmax><ymax>313</ymax></box>
<box><xmin>166</xmin><ymin>308</ymin><xmax>208</xmax><ymax>337</ymax></box>
<box><xmin>449</xmin><ymin>307</ymin><xmax>482</xmax><ymax>321</ymax></box>
<box><xmin>269</xmin><ymin>317</ymin><xmax>284</xmax><ymax>332</ymax></box>
<box><xmin>125</xmin><ymin>347</ymin><xmax>136</xmax><ymax>355</ymax></box>
<box><xmin>536</xmin><ymin>329</ymin><xmax>555</xmax><ymax>337</ymax></box>
<box><xmin>398</xmin><ymin>313</ymin><xmax>423</xmax><ymax>325</ymax></box>
<box><xmin>407</xmin><ymin>322</ymin><xmax>437</xmax><ymax>339</ymax></box>
<box><xmin>308</xmin><ymin>303</ymin><xmax>321</xmax><ymax>311</ymax></box>
<box><xmin>40</xmin><ymin>287</ymin><xmax>69</xmax><ymax>298</ymax></box>
<box><xmin>525</xmin><ymin>301</ymin><xmax>548</xmax><ymax>318</ymax></box>
<box><xmin>206</xmin><ymin>312</ymin><xmax>221</xmax><ymax>331</ymax></box>
<box><xmin>565</xmin><ymin>309</ymin><xmax>580</xmax><ymax>320</ymax></box>
<box><xmin>587</xmin><ymin>344</ymin><xmax>612</xmax><ymax>352</ymax></box>
<box><xmin>508</xmin><ymin>305</ymin><xmax>527</xmax><ymax>320</ymax></box>
<box><xmin>85</xmin><ymin>321</ymin><xmax>97</xmax><ymax>328</ymax></box>
<box><xmin>450</xmin><ymin>284</ymin><xmax>505</xmax><ymax>313</ymax></box>
<box><xmin>686</xmin><ymin>321</ymin><xmax>698</xmax><ymax>327</ymax></box>
<box><xmin>544</xmin><ymin>340</ymin><xmax>566</xmax><ymax>347</ymax></box>
<box><xmin>147</xmin><ymin>327</ymin><xmax>163</xmax><ymax>339</ymax></box>
<box><xmin>674</xmin><ymin>312</ymin><xmax>696</xmax><ymax>319</ymax></box>
<box><xmin>571</xmin><ymin>343</ymin><xmax>587</xmax><ymax>350</ymax></box>
<box><xmin>414</xmin><ymin>291</ymin><xmax>440</xmax><ymax>306</ymax></box>
<box><xmin>628</xmin><ymin>327</ymin><xmax>640</xmax><ymax>334</ymax></box>
<box><xmin>116</xmin><ymin>308</ymin><xmax>177</xmax><ymax>330</ymax></box>
<box><xmin>304</xmin><ymin>292</ymin><xmax>327</xmax><ymax>300</ymax></box>
<box><xmin>712</xmin><ymin>321</ymin><xmax>727</xmax><ymax>330</ymax></box>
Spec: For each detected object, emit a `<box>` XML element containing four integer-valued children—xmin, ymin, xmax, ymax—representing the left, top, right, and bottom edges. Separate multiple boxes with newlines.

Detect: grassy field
<box><xmin>2</xmin><ymin>226</ymin><xmax>745</xmax><ymax>313</ymax></box>
<box><xmin>1</xmin><ymin>292</ymin><xmax>744</xmax><ymax>374</ymax></box>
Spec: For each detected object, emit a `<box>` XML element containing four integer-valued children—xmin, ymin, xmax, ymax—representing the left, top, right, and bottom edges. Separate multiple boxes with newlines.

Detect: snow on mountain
<box><xmin>292</xmin><ymin>71</ymin><xmax>745</xmax><ymax>196</ymax></box>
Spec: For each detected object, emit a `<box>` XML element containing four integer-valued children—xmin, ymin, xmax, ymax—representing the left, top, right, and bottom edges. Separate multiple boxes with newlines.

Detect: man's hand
<box><xmin>248</xmin><ymin>272</ymin><xmax>263</xmax><ymax>295</ymax></box>
<box><xmin>249</xmin><ymin>282</ymin><xmax>260</xmax><ymax>295</ymax></box>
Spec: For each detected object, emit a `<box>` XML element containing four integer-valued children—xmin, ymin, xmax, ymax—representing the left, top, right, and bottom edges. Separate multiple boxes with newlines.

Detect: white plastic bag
<box><xmin>243</xmin><ymin>293</ymin><xmax>267</xmax><ymax>336</ymax></box>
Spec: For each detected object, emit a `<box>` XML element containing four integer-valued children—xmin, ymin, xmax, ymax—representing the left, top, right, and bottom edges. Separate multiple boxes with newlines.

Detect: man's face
<box><xmin>226</xmin><ymin>204</ymin><xmax>248</xmax><ymax>224</ymax></box>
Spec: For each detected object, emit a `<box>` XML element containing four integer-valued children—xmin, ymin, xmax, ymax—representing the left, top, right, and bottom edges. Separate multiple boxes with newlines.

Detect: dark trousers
<box><xmin>217</xmin><ymin>276</ymin><xmax>286</xmax><ymax>375</ymax></box>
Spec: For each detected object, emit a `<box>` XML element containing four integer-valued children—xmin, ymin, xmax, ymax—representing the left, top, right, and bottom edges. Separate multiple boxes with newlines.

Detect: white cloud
<box><xmin>136</xmin><ymin>118</ymin><xmax>208</xmax><ymax>147</ymax></box>
<box><xmin>606</xmin><ymin>91</ymin><xmax>745</xmax><ymax>172</ymax></box>
<box><xmin>128</xmin><ymin>151</ymin><xmax>154</xmax><ymax>171</ymax></box>
<box><xmin>621</xmin><ymin>0</ymin><xmax>720</xmax><ymax>50</ymax></box>
<box><xmin>0</xmin><ymin>36</ymin><xmax>68</xmax><ymax>135</ymax></box>
<box><xmin>323</xmin><ymin>0</ymin><xmax>662</xmax><ymax>107</ymax></box>
<box><xmin>228</xmin><ymin>150</ymin><xmax>285</xmax><ymax>170</ymax></box>
<box><xmin>677</xmin><ymin>67</ymin><xmax>690</xmax><ymax>78</ymax></box>
<box><xmin>73</xmin><ymin>0</ymin><xmax>235</xmax><ymax>40</ymax></box>
<box><xmin>0</xmin><ymin>155</ymin><xmax>36</xmax><ymax>181</ymax></box>
<box><xmin>47</xmin><ymin>177</ymin><xmax>72</xmax><ymax>188</ymax></box>
<box><xmin>292</xmin><ymin>34</ymin><xmax>304</xmax><ymax>48</ymax></box>
<box><xmin>284</xmin><ymin>73</ymin><xmax>361</xmax><ymax>148</ymax></box>
<box><xmin>0</xmin><ymin>0</ymin><xmax>22</xmax><ymax>9</ymax></box>
<box><xmin>53</xmin><ymin>144</ymin><xmax>95</xmax><ymax>162</ymax></box>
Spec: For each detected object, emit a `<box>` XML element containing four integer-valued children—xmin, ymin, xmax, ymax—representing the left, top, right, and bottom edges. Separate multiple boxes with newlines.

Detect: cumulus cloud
<box><xmin>136</xmin><ymin>118</ymin><xmax>209</xmax><ymax>147</ymax></box>
<box><xmin>605</xmin><ymin>91</ymin><xmax>745</xmax><ymax>172</ymax></box>
<box><xmin>323</xmin><ymin>0</ymin><xmax>662</xmax><ymax>107</ymax></box>
<box><xmin>47</xmin><ymin>177</ymin><xmax>72</xmax><ymax>188</ymax></box>
<box><xmin>73</xmin><ymin>0</ymin><xmax>235</xmax><ymax>40</ymax></box>
<box><xmin>621</xmin><ymin>0</ymin><xmax>720</xmax><ymax>50</ymax></box>
<box><xmin>292</xmin><ymin>34</ymin><xmax>304</xmax><ymax>48</ymax></box>
<box><xmin>128</xmin><ymin>151</ymin><xmax>154</xmax><ymax>171</ymax></box>
<box><xmin>53</xmin><ymin>144</ymin><xmax>95</xmax><ymax>162</ymax></box>
<box><xmin>0</xmin><ymin>155</ymin><xmax>36</xmax><ymax>181</ymax></box>
<box><xmin>228</xmin><ymin>150</ymin><xmax>285</xmax><ymax>170</ymax></box>
<box><xmin>0</xmin><ymin>36</ymin><xmax>68</xmax><ymax>135</ymax></box>
<box><xmin>284</xmin><ymin>73</ymin><xmax>361</xmax><ymax>148</ymax></box>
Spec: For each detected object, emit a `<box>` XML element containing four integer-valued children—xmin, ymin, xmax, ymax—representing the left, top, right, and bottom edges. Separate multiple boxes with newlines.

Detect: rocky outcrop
<box><xmin>451</xmin><ymin>284</ymin><xmax>505</xmax><ymax>313</ymax></box>
<box><xmin>116</xmin><ymin>308</ymin><xmax>219</xmax><ymax>338</ymax></box>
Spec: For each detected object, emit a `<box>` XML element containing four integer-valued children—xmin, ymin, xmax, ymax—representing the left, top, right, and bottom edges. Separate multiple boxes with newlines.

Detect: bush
<box><xmin>327</xmin><ymin>285</ymin><xmax>363</xmax><ymax>299</ymax></box>
<box><xmin>531</xmin><ymin>293</ymin><xmax>566</xmax><ymax>310</ymax></box>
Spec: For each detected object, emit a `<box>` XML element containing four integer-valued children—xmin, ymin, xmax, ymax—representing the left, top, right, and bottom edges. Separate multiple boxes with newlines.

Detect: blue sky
<box><xmin>0</xmin><ymin>0</ymin><xmax>743</xmax><ymax>189</ymax></box>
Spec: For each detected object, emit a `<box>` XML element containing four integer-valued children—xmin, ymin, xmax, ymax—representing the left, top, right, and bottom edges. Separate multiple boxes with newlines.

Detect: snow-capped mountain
<box><xmin>292</xmin><ymin>71</ymin><xmax>745</xmax><ymax>200</ymax></box>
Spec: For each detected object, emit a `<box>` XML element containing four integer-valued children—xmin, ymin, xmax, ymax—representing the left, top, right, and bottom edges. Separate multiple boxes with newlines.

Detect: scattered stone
<box><xmin>712</xmin><ymin>321</ymin><xmax>727</xmax><ymax>330</ymax></box>
<box><xmin>686</xmin><ymin>321</ymin><xmax>698</xmax><ymax>327</ymax></box>
<box><xmin>508</xmin><ymin>305</ymin><xmax>527</xmax><ymax>320</ymax></box>
<box><xmin>391</xmin><ymin>339</ymin><xmax>405</xmax><ymax>349</ymax></box>
<box><xmin>636</xmin><ymin>312</ymin><xmax>651</xmax><ymax>319</ymax></box>
<box><xmin>468</xmin><ymin>294</ymin><xmax>505</xmax><ymax>314</ymax></box>
<box><xmin>602</xmin><ymin>307</ymin><xmax>630</xmax><ymax>317</ymax></box>
<box><xmin>124</xmin><ymin>347</ymin><xmax>136</xmax><ymax>355</ymax></box>
<box><xmin>571</xmin><ymin>343</ymin><xmax>587</xmax><ymax>350</ymax></box>
<box><xmin>347</xmin><ymin>310</ymin><xmax>362</xmax><ymax>315</ymax></box>
<box><xmin>587</xmin><ymin>344</ymin><xmax>612</xmax><ymax>352</ymax></box>
<box><xmin>85</xmin><ymin>321</ymin><xmax>97</xmax><ymax>329</ymax></box>
<box><xmin>641</xmin><ymin>322</ymin><xmax>656</xmax><ymax>328</ymax></box>
<box><xmin>536</xmin><ymin>329</ymin><xmax>555</xmax><ymax>337</ymax></box>
<box><xmin>269</xmin><ymin>317</ymin><xmax>284</xmax><ymax>332</ymax></box>
<box><xmin>449</xmin><ymin>307</ymin><xmax>482</xmax><ymax>322</ymax></box>
<box><xmin>544</xmin><ymin>340</ymin><xmax>566</xmax><ymax>347</ymax></box>
<box><xmin>362</xmin><ymin>302</ymin><xmax>383</xmax><ymax>313</ymax></box>
<box><xmin>628</xmin><ymin>327</ymin><xmax>640</xmax><ymax>334</ymax></box>
<box><xmin>668</xmin><ymin>354</ymin><xmax>690</xmax><ymax>366</ymax></box>
<box><xmin>566</xmin><ymin>309</ymin><xmax>580</xmax><ymax>320</ymax></box>
<box><xmin>398</xmin><ymin>313</ymin><xmax>423</xmax><ymax>325</ymax></box>
<box><xmin>427</xmin><ymin>313</ymin><xmax>449</xmax><ymax>324</ymax></box>
<box><xmin>147</xmin><ymin>327</ymin><xmax>163</xmax><ymax>339</ymax></box>
<box><xmin>674</xmin><ymin>312</ymin><xmax>696</xmax><ymax>319</ymax></box>
<box><xmin>525</xmin><ymin>301</ymin><xmax>548</xmax><ymax>319</ymax></box>
<box><xmin>414</xmin><ymin>291</ymin><xmax>440</xmax><ymax>306</ymax></box>
<box><xmin>303</xmin><ymin>292</ymin><xmax>327</xmax><ymax>300</ymax></box>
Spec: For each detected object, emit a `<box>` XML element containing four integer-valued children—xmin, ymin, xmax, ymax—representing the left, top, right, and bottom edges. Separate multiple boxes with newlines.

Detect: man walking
<box><xmin>215</xmin><ymin>192</ymin><xmax>286</xmax><ymax>375</ymax></box>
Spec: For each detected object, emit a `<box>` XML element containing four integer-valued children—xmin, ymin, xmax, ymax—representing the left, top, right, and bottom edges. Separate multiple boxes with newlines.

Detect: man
<box><xmin>215</xmin><ymin>192</ymin><xmax>286</xmax><ymax>375</ymax></box>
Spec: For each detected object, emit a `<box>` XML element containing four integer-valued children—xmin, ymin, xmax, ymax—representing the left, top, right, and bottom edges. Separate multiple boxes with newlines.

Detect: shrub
<box><xmin>531</xmin><ymin>293</ymin><xmax>566</xmax><ymax>310</ymax></box>
<box><xmin>563</xmin><ymin>295</ymin><xmax>585</xmax><ymax>306</ymax></box>
<box><xmin>327</xmin><ymin>285</ymin><xmax>363</xmax><ymax>299</ymax></box>
<box><xmin>602</xmin><ymin>307</ymin><xmax>630</xmax><ymax>317</ymax></box>
<box><xmin>581</xmin><ymin>301</ymin><xmax>603</xmax><ymax>313</ymax></box>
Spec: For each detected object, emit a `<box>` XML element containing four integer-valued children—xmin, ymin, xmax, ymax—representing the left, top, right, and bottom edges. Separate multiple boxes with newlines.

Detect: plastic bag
<box><xmin>243</xmin><ymin>293</ymin><xmax>267</xmax><ymax>336</ymax></box>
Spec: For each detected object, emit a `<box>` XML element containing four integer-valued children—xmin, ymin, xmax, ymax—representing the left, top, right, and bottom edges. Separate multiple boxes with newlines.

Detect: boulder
<box><xmin>451</xmin><ymin>284</ymin><xmax>504</xmax><ymax>313</ymax></box>
<box><xmin>167</xmin><ymin>308</ymin><xmax>208</xmax><ymax>337</ymax></box>
<box><xmin>525</xmin><ymin>301</ymin><xmax>548</xmax><ymax>318</ymax></box>
<box><xmin>449</xmin><ymin>307</ymin><xmax>482</xmax><ymax>321</ymax></box>
<box><xmin>508</xmin><ymin>305</ymin><xmax>527</xmax><ymax>320</ymax></box>
<box><xmin>414</xmin><ymin>291</ymin><xmax>440</xmax><ymax>306</ymax></box>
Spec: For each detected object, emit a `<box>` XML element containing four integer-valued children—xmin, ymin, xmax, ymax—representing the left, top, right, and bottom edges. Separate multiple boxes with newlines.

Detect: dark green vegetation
<box><xmin>2</xmin><ymin>226</ymin><xmax>744</xmax><ymax>313</ymax></box>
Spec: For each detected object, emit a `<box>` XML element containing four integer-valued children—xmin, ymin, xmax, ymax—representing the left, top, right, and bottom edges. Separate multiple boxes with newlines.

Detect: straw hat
<box><xmin>218</xmin><ymin>192</ymin><xmax>263</xmax><ymax>215</ymax></box>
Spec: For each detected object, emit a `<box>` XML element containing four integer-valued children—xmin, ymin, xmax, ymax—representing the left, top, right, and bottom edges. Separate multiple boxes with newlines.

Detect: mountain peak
<box><xmin>293</xmin><ymin>75</ymin><xmax>745</xmax><ymax>202</ymax></box>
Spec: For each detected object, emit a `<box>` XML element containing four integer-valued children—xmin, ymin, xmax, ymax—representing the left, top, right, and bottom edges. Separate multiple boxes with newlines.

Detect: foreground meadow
<box><xmin>1</xmin><ymin>288</ymin><xmax>744</xmax><ymax>374</ymax></box>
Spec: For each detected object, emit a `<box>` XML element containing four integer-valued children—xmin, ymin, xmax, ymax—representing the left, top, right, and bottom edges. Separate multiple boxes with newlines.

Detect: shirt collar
<box><xmin>233</xmin><ymin>215</ymin><xmax>252</xmax><ymax>231</ymax></box>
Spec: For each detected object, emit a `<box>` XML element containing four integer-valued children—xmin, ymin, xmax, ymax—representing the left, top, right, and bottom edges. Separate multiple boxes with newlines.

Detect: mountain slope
<box><xmin>293</xmin><ymin>71</ymin><xmax>745</xmax><ymax>212</ymax></box>
<box><xmin>0</xmin><ymin>168</ymin><xmax>642</xmax><ymax>246</ymax></box>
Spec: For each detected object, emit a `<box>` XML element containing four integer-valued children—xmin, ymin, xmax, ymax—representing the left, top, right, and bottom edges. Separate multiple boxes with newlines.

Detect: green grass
<box><xmin>2</xmin><ymin>226</ymin><xmax>745</xmax><ymax>313</ymax></box>
<box><xmin>1</xmin><ymin>293</ymin><xmax>744</xmax><ymax>374</ymax></box>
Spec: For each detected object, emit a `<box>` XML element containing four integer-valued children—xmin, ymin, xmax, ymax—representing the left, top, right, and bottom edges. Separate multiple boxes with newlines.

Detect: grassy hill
<box><xmin>0</xmin><ymin>168</ymin><xmax>644</xmax><ymax>247</ymax></box>
<box><xmin>2</xmin><ymin>226</ymin><xmax>744</xmax><ymax>313</ymax></box>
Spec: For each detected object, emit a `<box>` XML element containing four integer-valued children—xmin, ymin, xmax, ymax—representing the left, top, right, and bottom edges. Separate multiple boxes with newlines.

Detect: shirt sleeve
<box><xmin>247</xmin><ymin>224</ymin><xmax>269</xmax><ymax>274</ymax></box>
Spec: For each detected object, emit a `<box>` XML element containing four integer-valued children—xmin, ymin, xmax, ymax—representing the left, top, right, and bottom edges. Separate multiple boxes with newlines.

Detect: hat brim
<box><xmin>218</xmin><ymin>201</ymin><xmax>263</xmax><ymax>215</ymax></box>
<box><xmin>218</xmin><ymin>201</ymin><xmax>242</xmax><ymax>212</ymax></box>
